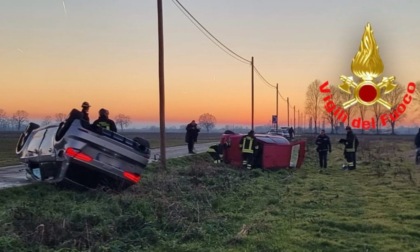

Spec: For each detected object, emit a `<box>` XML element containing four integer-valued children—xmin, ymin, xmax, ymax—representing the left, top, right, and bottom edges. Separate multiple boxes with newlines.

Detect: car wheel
<box><xmin>133</xmin><ymin>137</ymin><xmax>151</xmax><ymax>155</ymax></box>
<box><xmin>16</xmin><ymin>122</ymin><xmax>40</xmax><ymax>154</ymax></box>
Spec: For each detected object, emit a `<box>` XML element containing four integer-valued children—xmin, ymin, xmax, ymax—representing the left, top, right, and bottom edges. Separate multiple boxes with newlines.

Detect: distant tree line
<box><xmin>0</xmin><ymin>109</ymin><xmax>29</xmax><ymax>131</ymax></box>
<box><xmin>0</xmin><ymin>109</ymin><xmax>133</xmax><ymax>132</ymax></box>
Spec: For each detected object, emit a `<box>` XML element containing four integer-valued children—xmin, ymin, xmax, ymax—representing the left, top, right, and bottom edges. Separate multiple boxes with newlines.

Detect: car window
<box><xmin>39</xmin><ymin>127</ymin><xmax>58</xmax><ymax>155</ymax></box>
<box><xmin>26</xmin><ymin>129</ymin><xmax>47</xmax><ymax>154</ymax></box>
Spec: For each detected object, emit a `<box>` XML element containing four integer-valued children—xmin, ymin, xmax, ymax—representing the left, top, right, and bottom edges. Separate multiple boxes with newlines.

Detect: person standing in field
<box><xmin>315</xmin><ymin>129</ymin><xmax>331</xmax><ymax>170</ymax></box>
<box><xmin>414</xmin><ymin>128</ymin><xmax>420</xmax><ymax>164</ymax></box>
<box><xmin>81</xmin><ymin>101</ymin><xmax>91</xmax><ymax>123</ymax></box>
<box><xmin>339</xmin><ymin>126</ymin><xmax>359</xmax><ymax>170</ymax></box>
<box><xmin>185</xmin><ymin>120</ymin><xmax>200</xmax><ymax>154</ymax></box>
<box><xmin>288</xmin><ymin>127</ymin><xmax>295</xmax><ymax>139</ymax></box>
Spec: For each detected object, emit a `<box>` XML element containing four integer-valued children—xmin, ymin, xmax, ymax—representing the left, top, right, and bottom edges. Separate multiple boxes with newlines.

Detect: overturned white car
<box><xmin>16</xmin><ymin>109</ymin><xmax>150</xmax><ymax>191</ymax></box>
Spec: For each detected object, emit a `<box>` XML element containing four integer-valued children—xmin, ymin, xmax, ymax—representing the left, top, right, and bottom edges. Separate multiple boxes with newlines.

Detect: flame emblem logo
<box><xmin>339</xmin><ymin>23</ymin><xmax>396</xmax><ymax>109</ymax></box>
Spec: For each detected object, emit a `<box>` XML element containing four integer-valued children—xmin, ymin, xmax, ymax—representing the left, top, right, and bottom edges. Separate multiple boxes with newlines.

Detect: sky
<box><xmin>1</xmin><ymin>0</ymin><xmax>420</xmax><ymax>128</ymax></box>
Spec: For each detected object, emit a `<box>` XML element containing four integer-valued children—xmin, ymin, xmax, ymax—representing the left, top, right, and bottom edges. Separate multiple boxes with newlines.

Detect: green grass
<box><xmin>1</xmin><ymin>134</ymin><xmax>420</xmax><ymax>251</ymax></box>
<box><xmin>0</xmin><ymin>132</ymin><xmax>21</xmax><ymax>167</ymax></box>
<box><xmin>0</xmin><ymin>131</ymin><xmax>221</xmax><ymax>167</ymax></box>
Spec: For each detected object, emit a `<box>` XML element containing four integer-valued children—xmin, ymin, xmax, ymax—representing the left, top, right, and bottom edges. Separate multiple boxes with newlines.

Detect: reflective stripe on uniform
<box><xmin>242</xmin><ymin>136</ymin><xmax>254</xmax><ymax>154</ymax></box>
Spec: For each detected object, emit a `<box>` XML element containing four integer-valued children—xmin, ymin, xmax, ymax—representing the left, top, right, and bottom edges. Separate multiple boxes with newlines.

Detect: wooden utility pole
<box><xmin>298</xmin><ymin>109</ymin><xmax>300</xmax><ymax>133</ymax></box>
<box><xmin>276</xmin><ymin>83</ymin><xmax>278</xmax><ymax>132</ymax></box>
<box><xmin>157</xmin><ymin>0</ymin><xmax>166</xmax><ymax>169</ymax></box>
<box><xmin>251</xmin><ymin>57</ymin><xmax>254</xmax><ymax>130</ymax></box>
<box><xmin>287</xmin><ymin>97</ymin><xmax>290</xmax><ymax>127</ymax></box>
<box><xmin>293</xmin><ymin>105</ymin><xmax>296</xmax><ymax>130</ymax></box>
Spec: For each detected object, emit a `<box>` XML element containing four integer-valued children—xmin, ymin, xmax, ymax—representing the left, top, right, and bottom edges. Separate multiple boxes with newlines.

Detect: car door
<box><xmin>24</xmin><ymin>129</ymin><xmax>47</xmax><ymax>161</ymax></box>
<box><xmin>38</xmin><ymin>126</ymin><xmax>58</xmax><ymax>163</ymax></box>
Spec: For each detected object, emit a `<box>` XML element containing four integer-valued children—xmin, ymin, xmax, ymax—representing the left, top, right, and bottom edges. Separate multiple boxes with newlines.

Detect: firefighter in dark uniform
<box><xmin>81</xmin><ymin>101</ymin><xmax>91</xmax><ymax>123</ymax></box>
<box><xmin>207</xmin><ymin>140</ymin><xmax>230</xmax><ymax>164</ymax></box>
<box><xmin>315</xmin><ymin>129</ymin><xmax>331</xmax><ymax>169</ymax></box>
<box><xmin>239</xmin><ymin>130</ymin><xmax>259</xmax><ymax>170</ymax></box>
<box><xmin>339</xmin><ymin>126</ymin><xmax>359</xmax><ymax>170</ymax></box>
<box><xmin>92</xmin><ymin>108</ymin><xmax>117</xmax><ymax>132</ymax></box>
<box><xmin>415</xmin><ymin>128</ymin><xmax>420</xmax><ymax>164</ymax></box>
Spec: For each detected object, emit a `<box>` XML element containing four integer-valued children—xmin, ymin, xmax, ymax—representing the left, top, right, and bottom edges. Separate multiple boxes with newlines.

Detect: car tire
<box><xmin>16</xmin><ymin>122</ymin><xmax>40</xmax><ymax>154</ymax></box>
<box><xmin>133</xmin><ymin>137</ymin><xmax>151</xmax><ymax>155</ymax></box>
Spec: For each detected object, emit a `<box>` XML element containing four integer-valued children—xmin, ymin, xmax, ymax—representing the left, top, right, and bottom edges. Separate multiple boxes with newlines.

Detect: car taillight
<box><xmin>123</xmin><ymin>172</ymin><xmax>141</xmax><ymax>183</ymax></box>
<box><xmin>65</xmin><ymin>147</ymin><xmax>93</xmax><ymax>162</ymax></box>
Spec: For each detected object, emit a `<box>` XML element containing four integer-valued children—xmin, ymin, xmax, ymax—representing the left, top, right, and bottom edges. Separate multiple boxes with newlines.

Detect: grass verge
<box><xmin>0</xmin><ymin>135</ymin><xmax>420</xmax><ymax>251</ymax></box>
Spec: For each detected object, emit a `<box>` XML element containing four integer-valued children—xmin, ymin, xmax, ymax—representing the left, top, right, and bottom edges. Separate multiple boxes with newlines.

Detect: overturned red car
<box><xmin>215</xmin><ymin>132</ymin><xmax>305</xmax><ymax>169</ymax></box>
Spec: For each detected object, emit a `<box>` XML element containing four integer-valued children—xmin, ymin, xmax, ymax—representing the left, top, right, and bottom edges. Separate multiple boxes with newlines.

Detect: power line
<box><xmin>172</xmin><ymin>0</ymin><xmax>251</xmax><ymax>65</ymax></box>
<box><xmin>254</xmin><ymin>65</ymin><xmax>288</xmax><ymax>102</ymax></box>
<box><xmin>253</xmin><ymin>66</ymin><xmax>276</xmax><ymax>89</ymax></box>
<box><xmin>172</xmin><ymin>0</ymin><xmax>294</xmax><ymax>108</ymax></box>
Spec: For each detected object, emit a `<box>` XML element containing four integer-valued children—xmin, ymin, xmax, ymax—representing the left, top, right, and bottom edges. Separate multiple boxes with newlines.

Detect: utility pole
<box><xmin>157</xmin><ymin>0</ymin><xmax>166</xmax><ymax>169</ymax></box>
<box><xmin>287</xmin><ymin>97</ymin><xmax>290</xmax><ymax>127</ymax></box>
<box><xmin>251</xmin><ymin>57</ymin><xmax>254</xmax><ymax>130</ymax></box>
<box><xmin>297</xmin><ymin>109</ymin><xmax>300</xmax><ymax>133</ymax></box>
<box><xmin>293</xmin><ymin>105</ymin><xmax>296</xmax><ymax>130</ymax></box>
<box><xmin>276</xmin><ymin>83</ymin><xmax>278</xmax><ymax>132</ymax></box>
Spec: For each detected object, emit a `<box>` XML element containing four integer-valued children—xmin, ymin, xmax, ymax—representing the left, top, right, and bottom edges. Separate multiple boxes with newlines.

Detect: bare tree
<box><xmin>11</xmin><ymin>110</ymin><xmax>29</xmax><ymax>131</ymax></box>
<box><xmin>335</xmin><ymin>91</ymin><xmax>357</xmax><ymax>127</ymax></box>
<box><xmin>356</xmin><ymin>103</ymin><xmax>368</xmax><ymax>134</ymax></box>
<box><xmin>372</xmin><ymin>103</ymin><xmax>385</xmax><ymax>134</ymax></box>
<box><xmin>41</xmin><ymin>116</ymin><xmax>53</xmax><ymax>126</ymax></box>
<box><xmin>305</xmin><ymin>79</ymin><xmax>323</xmax><ymax>133</ymax></box>
<box><xmin>383</xmin><ymin>84</ymin><xmax>406</xmax><ymax>135</ymax></box>
<box><xmin>321</xmin><ymin>85</ymin><xmax>341</xmax><ymax>134</ymax></box>
<box><xmin>115</xmin><ymin>114</ymin><xmax>131</xmax><ymax>131</ymax></box>
<box><xmin>0</xmin><ymin>109</ymin><xmax>8</xmax><ymax>130</ymax></box>
<box><xmin>198</xmin><ymin>113</ymin><xmax>217</xmax><ymax>133</ymax></box>
<box><xmin>55</xmin><ymin>113</ymin><xmax>67</xmax><ymax>123</ymax></box>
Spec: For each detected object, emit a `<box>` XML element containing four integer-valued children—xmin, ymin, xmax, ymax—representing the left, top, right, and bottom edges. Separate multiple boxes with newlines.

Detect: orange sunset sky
<box><xmin>1</xmin><ymin>1</ymin><xmax>420</xmax><ymax>128</ymax></box>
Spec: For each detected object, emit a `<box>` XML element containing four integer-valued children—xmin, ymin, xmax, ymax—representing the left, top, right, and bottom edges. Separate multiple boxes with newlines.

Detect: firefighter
<box><xmin>207</xmin><ymin>142</ymin><xmax>229</xmax><ymax>164</ymax></box>
<box><xmin>339</xmin><ymin>126</ymin><xmax>359</xmax><ymax>170</ymax></box>
<box><xmin>315</xmin><ymin>129</ymin><xmax>331</xmax><ymax>169</ymax></box>
<box><xmin>92</xmin><ymin>108</ymin><xmax>117</xmax><ymax>132</ymax></box>
<box><xmin>239</xmin><ymin>130</ymin><xmax>259</xmax><ymax>170</ymax></box>
<box><xmin>81</xmin><ymin>101</ymin><xmax>91</xmax><ymax>123</ymax></box>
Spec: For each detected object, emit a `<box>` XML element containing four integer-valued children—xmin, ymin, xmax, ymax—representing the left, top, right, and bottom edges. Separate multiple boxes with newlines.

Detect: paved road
<box><xmin>0</xmin><ymin>142</ymin><xmax>217</xmax><ymax>190</ymax></box>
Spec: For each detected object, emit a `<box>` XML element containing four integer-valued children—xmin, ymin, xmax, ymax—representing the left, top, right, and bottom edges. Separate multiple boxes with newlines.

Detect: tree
<box><xmin>336</xmin><ymin>91</ymin><xmax>357</xmax><ymax>127</ymax></box>
<box><xmin>383</xmin><ymin>83</ymin><xmax>406</xmax><ymax>135</ymax></box>
<box><xmin>305</xmin><ymin>79</ymin><xmax>323</xmax><ymax>133</ymax></box>
<box><xmin>413</xmin><ymin>81</ymin><xmax>420</xmax><ymax>118</ymax></box>
<box><xmin>115</xmin><ymin>114</ymin><xmax>131</xmax><ymax>131</ymax></box>
<box><xmin>356</xmin><ymin>103</ymin><xmax>368</xmax><ymax>134</ymax></box>
<box><xmin>55</xmin><ymin>113</ymin><xmax>67</xmax><ymax>123</ymax></box>
<box><xmin>321</xmin><ymin>85</ymin><xmax>340</xmax><ymax>134</ymax></box>
<box><xmin>0</xmin><ymin>109</ymin><xmax>8</xmax><ymax>130</ymax></box>
<box><xmin>198</xmin><ymin>113</ymin><xmax>217</xmax><ymax>133</ymax></box>
<box><xmin>372</xmin><ymin>103</ymin><xmax>385</xmax><ymax>134</ymax></box>
<box><xmin>41</xmin><ymin>116</ymin><xmax>52</xmax><ymax>126</ymax></box>
<box><xmin>11</xmin><ymin>110</ymin><xmax>29</xmax><ymax>131</ymax></box>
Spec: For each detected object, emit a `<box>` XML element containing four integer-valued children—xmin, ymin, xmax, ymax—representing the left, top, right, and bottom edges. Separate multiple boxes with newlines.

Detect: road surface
<box><xmin>0</xmin><ymin>142</ymin><xmax>217</xmax><ymax>190</ymax></box>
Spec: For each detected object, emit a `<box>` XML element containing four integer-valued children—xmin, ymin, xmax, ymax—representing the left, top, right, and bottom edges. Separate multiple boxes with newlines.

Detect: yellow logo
<box><xmin>339</xmin><ymin>23</ymin><xmax>396</xmax><ymax>109</ymax></box>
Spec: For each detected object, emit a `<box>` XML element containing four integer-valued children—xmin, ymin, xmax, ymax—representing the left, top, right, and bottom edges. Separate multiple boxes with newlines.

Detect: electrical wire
<box><xmin>172</xmin><ymin>0</ymin><xmax>251</xmax><ymax>65</ymax></box>
<box><xmin>172</xmin><ymin>0</ymin><xmax>296</xmax><ymax>108</ymax></box>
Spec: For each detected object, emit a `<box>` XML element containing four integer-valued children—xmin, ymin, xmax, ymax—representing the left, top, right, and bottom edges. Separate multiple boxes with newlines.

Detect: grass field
<box><xmin>1</xmin><ymin>134</ymin><xmax>420</xmax><ymax>251</ymax></box>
